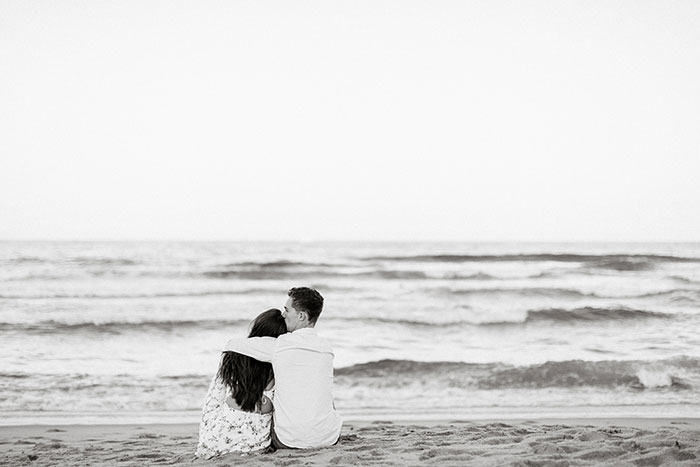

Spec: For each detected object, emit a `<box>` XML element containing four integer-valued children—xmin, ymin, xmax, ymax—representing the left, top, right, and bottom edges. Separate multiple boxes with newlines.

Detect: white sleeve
<box><xmin>224</xmin><ymin>337</ymin><xmax>277</xmax><ymax>363</ymax></box>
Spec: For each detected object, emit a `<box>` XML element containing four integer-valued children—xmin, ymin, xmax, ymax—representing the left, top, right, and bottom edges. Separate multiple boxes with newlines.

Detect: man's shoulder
<box><xmin>279</xmin><ymin>328</ymin><xmax>333</xmax><ymax>353</ymax></box>
<box><xmin>279</xmin><ymin>328</ymin><xmax>318</xmax><ymax>342</ymax></box>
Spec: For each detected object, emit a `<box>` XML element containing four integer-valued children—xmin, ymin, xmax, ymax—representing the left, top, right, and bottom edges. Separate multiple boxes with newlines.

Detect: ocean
<box><xmin>1</xmin><ymin>241</ymin><xmax>699</xmax><ymax>425</ymax></box>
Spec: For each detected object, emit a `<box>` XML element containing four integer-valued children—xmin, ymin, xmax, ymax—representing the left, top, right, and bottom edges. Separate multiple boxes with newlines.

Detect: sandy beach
<box><xmin>2</xmin><ymin>418</ymin><xmax>699</xmax><ymax>466</ymax></box>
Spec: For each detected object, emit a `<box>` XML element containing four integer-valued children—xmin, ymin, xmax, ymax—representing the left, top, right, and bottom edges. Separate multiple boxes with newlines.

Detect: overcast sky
<box><xmin>1</xmin><ymin>0</ymin><xmax>698</xmax><ymax>242</ymax></box>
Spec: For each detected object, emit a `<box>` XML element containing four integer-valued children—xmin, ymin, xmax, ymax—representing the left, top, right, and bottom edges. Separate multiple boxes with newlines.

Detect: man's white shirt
<box><xmin>224</xmin><ymin>327</ymin><xmax>342</xmax><ymax>448</ymax></box>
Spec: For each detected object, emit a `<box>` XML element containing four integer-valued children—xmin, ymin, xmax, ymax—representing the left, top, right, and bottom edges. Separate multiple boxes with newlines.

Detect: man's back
<box><xmin>225</xmin><ymin>327</ymin><xmax>342</xmax><ymax>448</ymax></box>
<box><xmin>271</xmin><ymin>328</ymin><xmax>341</xmax><ymax>447</ymax></box>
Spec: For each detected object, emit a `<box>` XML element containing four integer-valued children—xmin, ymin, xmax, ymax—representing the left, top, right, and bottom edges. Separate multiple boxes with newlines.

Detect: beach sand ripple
<box><xmin>1</xmin><ymin>420</ymin><xmax>699</xmax><ymax>466</ymax></box>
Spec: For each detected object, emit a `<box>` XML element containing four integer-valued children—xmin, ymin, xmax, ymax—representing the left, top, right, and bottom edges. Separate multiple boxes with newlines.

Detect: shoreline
<box><xmin>3</xmin><ymin>417</ymin><xmax>700</xmax><ymax>431</ymax></box>
<box><xmin>2</xmin><ymin>402</ymin><xmax>696</xmax><ymax>427</ymax></box>
<box><xmin>2</xmin><ymin>418</ymin><xmax>699</xmax><ymax>466</ymax></box>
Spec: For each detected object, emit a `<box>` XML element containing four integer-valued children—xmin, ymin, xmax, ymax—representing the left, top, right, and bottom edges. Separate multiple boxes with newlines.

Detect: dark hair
<box><xmin>217</xmin><ymin>308</ymin><xmax>287</xmax><ymax>412</ymax></box>
<box><xmin>288</xmin><ymin>287</ymin><xmax>324</xmax><ymax>324</ymax></box>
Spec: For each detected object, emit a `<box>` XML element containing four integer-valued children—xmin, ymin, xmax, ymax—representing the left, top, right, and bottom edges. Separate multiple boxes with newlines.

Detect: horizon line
<box><xmin>1</xmin><ymin>238</ymin><xmax>699</xmax><ymax>244</ymax></box>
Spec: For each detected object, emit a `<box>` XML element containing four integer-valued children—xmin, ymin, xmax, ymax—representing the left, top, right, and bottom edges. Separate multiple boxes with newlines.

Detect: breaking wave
<box><xmin>0</xmin><ymin>319</ymin><xmax>249</xmax><ymax>334</ymax></box>
<box><xmin>202</xmin><ymin>269</ymin><xmax>430</xmax><ymax>280</ymax></box>
<box><xmin>5</xmin><ymin>305</ymin><xmax>678</xmax><ymax>335</ymax></box>
<box><xmin>635</xmin><ymin>289</ymin><xmax>700</xmax><ymax>304</ymax></box>
<box><xmin>523</xmin><ymin>307</ymin><xmax>669</xmax><ymax>323</ymax></box>
<box><xmin>362</xmin><ymin>253</ymin><xmax>700</xmax><ymax>272</ymax></box>
<box><xmin>335</xmin><ymin>357</ymin><xmax>699</xmax><ymax>390</ymax></box>
<box><xmin>439</xmin><ymin>287</ymin><xmax>598</xmax><ymax>299</ymax></box>
<box><xmin>362</xmin><ymin>253</ymin><xmax>700</xmax><ymax>263</ymax></box>
<box><xmin>0</xmin><ymin>289</ymin><xmax>277</xmax><ymax>300</ymax></box>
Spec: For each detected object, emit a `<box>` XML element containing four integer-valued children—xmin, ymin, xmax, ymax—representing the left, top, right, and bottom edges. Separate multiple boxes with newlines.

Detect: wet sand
<box><xmin>2</xmin><ymin>418</ymin><xmax>699</xmax><ymax>466</ymax></box>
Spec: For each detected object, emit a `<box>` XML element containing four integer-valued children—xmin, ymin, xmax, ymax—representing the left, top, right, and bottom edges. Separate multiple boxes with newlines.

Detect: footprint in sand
<box><xmin>578</xmin><ymin>431</ymin><xmax>608</xmax><ymax>442</ymax></box>
<box><xmin>419</xmin><ymin>447</ymin><xmax>474</xmax><ymax>462</ymax></box>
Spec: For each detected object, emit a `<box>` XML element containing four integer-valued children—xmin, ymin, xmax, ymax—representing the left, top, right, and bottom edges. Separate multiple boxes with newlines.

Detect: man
<box><xmin>225</xmin><ymin>287</ymin><xmax>342</xmax><ymax>449</ymax></box>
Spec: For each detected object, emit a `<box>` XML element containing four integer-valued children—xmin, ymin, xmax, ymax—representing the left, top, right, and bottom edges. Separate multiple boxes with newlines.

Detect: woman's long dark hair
<box><xmin>217</xmin><ymin>308</ymin><xmax>287</xmax><ymax>412</ymax></box>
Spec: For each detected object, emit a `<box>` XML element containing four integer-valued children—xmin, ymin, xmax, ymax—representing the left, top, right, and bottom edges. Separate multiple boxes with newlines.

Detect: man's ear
<box><xmin>299</xmin><ymin>311</ymin><xmax>308</xmax><ymax>322</ymax></box>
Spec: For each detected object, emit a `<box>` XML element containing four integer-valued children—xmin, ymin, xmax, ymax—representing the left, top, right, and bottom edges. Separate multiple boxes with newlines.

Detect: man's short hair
<box><xmin>288</xmin><ymin>287</ymin><xmax>324</xmax><ymax>324</ymax></box>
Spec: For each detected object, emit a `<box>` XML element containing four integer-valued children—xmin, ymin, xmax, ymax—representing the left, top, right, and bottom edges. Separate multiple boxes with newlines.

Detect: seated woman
<box><xmin>195</xmin><ymin>308</ymin><xmax>287</xmax><ymax>458</ymax></box>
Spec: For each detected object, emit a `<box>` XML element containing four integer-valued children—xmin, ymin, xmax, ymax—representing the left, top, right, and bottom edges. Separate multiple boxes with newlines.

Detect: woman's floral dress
<box><xmin>195</xmin><ymin>375</ymin><xmax>273</xmax><ymax>458</ymax></box>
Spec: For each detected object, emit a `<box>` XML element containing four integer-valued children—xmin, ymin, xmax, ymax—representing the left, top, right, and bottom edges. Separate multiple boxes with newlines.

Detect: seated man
<box><xmin>225</xmin><ymin>287</ymin><xmax>342</xmax><ymax>449</ymax></box>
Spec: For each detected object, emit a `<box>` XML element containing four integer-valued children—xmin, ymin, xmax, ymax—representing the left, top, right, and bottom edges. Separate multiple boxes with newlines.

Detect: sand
<box><xmin>2</xmin><ymin>418</ymin><xmax>699</xmax><ymax>466</ymax></box>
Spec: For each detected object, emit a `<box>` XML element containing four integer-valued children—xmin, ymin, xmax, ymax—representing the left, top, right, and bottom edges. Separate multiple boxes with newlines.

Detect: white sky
<box><xmin>1</xmin><ymin>0</ymin><xmax>699</xmax><ymax>242</ymax></box>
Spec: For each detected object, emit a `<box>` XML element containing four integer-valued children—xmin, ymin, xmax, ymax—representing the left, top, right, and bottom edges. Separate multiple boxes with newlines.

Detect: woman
<box><xmin>195</xmin><ymin>308</ymin><xmax>287</xmax><ymax>458</ymax></box>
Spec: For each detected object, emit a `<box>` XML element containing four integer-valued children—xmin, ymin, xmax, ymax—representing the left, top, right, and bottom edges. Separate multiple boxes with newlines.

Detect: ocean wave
<box><xmin>219</xmin><ymin>260</ymin><xmax>339</xmax><ymax>268</ymax></box>
<box><xmin>432</xmin><ymin>284</ymin><xmax>700</xmax><ymax>305</ymax></box>
<box><xmin>335</xmin><ymin>306</ymin><xmax>671</xmax><ymax>327</ymax></box>
<box><xmin>523</xmin><ymin>307</ymin><xmax>668</xmax><ymax>323</ymax></box>
<box><xmin>203</xmin><ymin>269</ymin><xmax>523</xmax><ymax>281</ymax></box>
<box><xmin>670</xmin><ymin>275</ymin><xmax>700</xmax><ymax>285</ymax></box>
<box><xmin>586</xmin><ymin>259</ymin><xmax>651</xmax><ymax>271</ymax></box>
<box><xmin>346</xmin><ymin>306</ymin><xmax>671</xmax><ymax>326</ymax></box>
<box><xmin>1</xmin><ymin>305</ymin><xmax>675</xmax><ymax>334</ymax></box>
<box><xmin>4</xmin><ymin>273</ymin><xmax>75</xmax><ymax>282</ymax></box>
<box><xmin>0</xmin><ymin>319</ymin><xmax>249</xmax><ymax>334</ymax></box>
<box><xmin>70</xmin><ymin>257</ymin><xmax>141</xmax><ymax>266</ymax></box>
<box><xmin>0</xmin><ymin>372</ymin><xmax>30</xmax><ymax>379</ymax></box>
<box><xmin>202</xmin><ymin>269</ymin><xmax>430</xmax><ymax>280</ymax></box>
<box><xmin>363</xmin><ymin>253</ymin><xmax>700</xmax><ymax>267</ymax></box>
<box><xmin>479</xmin><ymin>360</ymin><xmax>693</xmax><ymax>390</ymax></box>
<box><xmin>3</xmin><ymin>268</ymin><xmax>431</xmax><ymax>282</ymax></box>
<box><xmin>439</xmin><ymin>287</ymin><xmax>597</xmax><ymax>299</ymax></box>
<box><xmin>0</xmin><ymin>372</ymin><xmax>210</xmax><ymax>395</ymax></box>
<box><xmin>0</xmin><ymin>316</ymin><xmax>469</xmax><ymax>333</ymax></box>
<box><xmin>329</xmin><ymin>316</ymin><xmax>476</xmax><ymax>327</ymax></box>
<box><xmin>370</xmin><ymin>255</ymin><xmax>676</xmax><ymax>272</ymax></box>
<box><xmin>635</xmin><ymin>289</ymin><xmax>700</xmax><ymax>304</ymax></box>
<box><xmin>5</xmin><ymin>256</ymin><xmax>45</xmax><ymax>264</ymax></box>
<box><xmin>335</xmin><ymin>357</ymin><xmax>699</xmax><ymax>390</ymax></box>
<box><xmin>449</xmin><ymin>272</ymin><xmax>498</xmax><ymax>280</ymax></box>
<box><xmin>0</xmin><ymin>288</ymin><xmax>279</xmax><ymax>300</ymax></box>
<box><xmin>5</xmin><ymin>256</ymin><xmax>141</xmax><ymax>266</ymax></box>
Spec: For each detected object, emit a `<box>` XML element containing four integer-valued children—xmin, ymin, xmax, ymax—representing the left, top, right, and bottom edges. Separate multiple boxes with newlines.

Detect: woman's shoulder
<box><xmin>260</xmin><ymin>379</ymin><xmax>275</xmax><ymax>414</ymax></box>
<box><xmin>259</xmin><ymin>391</ymin><xmax>274</xmax><ymax>414</ymax></box>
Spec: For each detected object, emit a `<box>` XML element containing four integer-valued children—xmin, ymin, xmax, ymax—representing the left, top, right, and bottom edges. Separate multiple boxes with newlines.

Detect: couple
<box><xmin>195</xmin><ymin>287</ymin><xmax>342</xmax><ymax>458</ymax></box>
